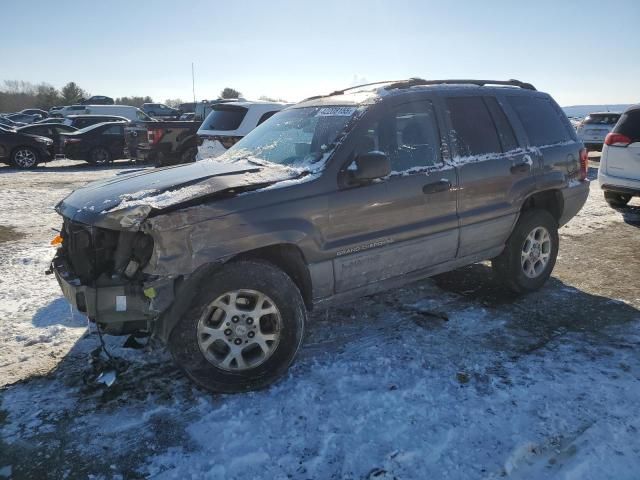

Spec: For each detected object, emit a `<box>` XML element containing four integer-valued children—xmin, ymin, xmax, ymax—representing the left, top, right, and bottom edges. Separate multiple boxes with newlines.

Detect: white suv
<box><xmin>598</xmin><ymin>105</ymin><xmax>640</xmax><ymax>207</ymax></box>
<box><xmin>196</xmin><ymin>101</ymin><xmax>289</xmax><ymax>159</ymax></box>
<box><xmin>576</xmin><ymin>112</ymin><xmax>621</xmax><ymax>151</ymax></box>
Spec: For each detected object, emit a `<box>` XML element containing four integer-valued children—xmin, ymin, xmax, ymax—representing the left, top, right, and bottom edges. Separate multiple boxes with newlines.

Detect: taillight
<box><xmin>63</xmin><ymin>138</ymin><xmax>81</xmax><ymax>145</ymax></box>
<box><xmin>579</xmin><ymin>148</ymin><xmax>588</xmax><ymax>181</ymax></box>
<box><xmin>147</xmin><ymin>128</ymin><xmax>164</xmax><ymax>145</ymax></box>
<box><xmin>604</xmin><ymin>132</ymin><xmax>631</xmax><ymax>147</ymax></box>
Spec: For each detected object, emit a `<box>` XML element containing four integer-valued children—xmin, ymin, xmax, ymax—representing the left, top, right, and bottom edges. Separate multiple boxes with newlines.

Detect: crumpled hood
<box><xmin>55</xmin><ymin>160</ymin><xmax>301</xmax><ymax>229</ymax></box>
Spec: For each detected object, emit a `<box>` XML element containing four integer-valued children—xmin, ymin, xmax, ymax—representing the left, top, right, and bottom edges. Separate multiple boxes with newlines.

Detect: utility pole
<box><xmin>192</xmin><ymin>62</ymin><xmax>196</xmax><ymax>103</ymax></box>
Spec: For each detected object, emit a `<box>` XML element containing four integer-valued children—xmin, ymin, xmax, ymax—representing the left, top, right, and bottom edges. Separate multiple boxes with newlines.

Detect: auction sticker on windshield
<box><xmin>316</xmin><ymin>107</ymin><xmax>357</xmax><ymax>116</ymax></box>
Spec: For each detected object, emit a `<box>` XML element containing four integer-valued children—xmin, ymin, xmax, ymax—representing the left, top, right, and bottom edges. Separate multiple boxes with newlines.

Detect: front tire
<box><xmin>604</xmin><ymin>191</ymin><xmax>631</xmax><ymax>208</ymax></box>
<box><xmin>492</xmin><ymin>210</ymin><xmax>559</xmax><ymax>293</ymax></box>
<box><xmin>12</xmin><ymin>147</ymin><xmax>39</xmax><ymax>169</ymax></box>
<box><xmin>169</xmin><ymin>260</ymin><xmax>306</xmax><ymax>393</ymax></box>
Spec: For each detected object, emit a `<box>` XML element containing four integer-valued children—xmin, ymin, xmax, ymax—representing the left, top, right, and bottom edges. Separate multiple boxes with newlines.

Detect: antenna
<box><xmin>192</xmin><ymin>62</ymin><xmax>196</xmax><ymax>103</ymax></box>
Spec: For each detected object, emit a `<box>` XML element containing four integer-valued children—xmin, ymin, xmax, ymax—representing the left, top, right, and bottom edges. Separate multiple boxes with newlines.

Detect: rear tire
<box><xmin>604</xmin><ymin>191</ymin><xmax>631</xmax><ymax>207</ymax></box>
<box><xmin>89</xmin><ymin>146</ymin><xmax>111</xmax><ymax>164</ymax></box>
<box><xmin>492</xmin><ymin>210</ymin><xmax>559</xmax><ymax>293</ymax></box>
<box><xmin>169</xmin><ymin>260</ymin><xmax>306</xmax><ymax>393</ymax></box>
<box><xmin>11</xmin><ymin>147</ymin><xmax>39</xmax><ymax>169</ymax></box>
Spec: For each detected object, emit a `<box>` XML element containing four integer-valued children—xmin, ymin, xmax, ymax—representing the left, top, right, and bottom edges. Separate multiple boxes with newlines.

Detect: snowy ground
<box><xmin>1</xmin><ymin>157</ymin><xmax>639</xmax><ymax>479</ymax></box>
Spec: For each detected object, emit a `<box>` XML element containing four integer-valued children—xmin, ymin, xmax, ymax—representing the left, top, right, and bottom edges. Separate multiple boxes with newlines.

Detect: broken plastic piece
<box><xmin>143</xmin><ymin>287</ymin><xmax>157</xmax><ymax>299</ymax></box>
<box><xmin>95</xmin><ymin>370</ymin><xmax>117</xmax><ymax>387</ymax></box>
<box><xmin>50</xmin><ymin>234</ymin><xmax>63</xmax><ymax>246</ymax></box>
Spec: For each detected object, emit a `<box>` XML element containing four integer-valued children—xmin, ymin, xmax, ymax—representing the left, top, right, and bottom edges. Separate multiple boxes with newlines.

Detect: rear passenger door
<box><xmin>328</xmin><ymin>100</ymin><xmax>459</xmax><ymax>292</ymax></box>
<box><xmin>444</xmin><ymin>95</ymin><xmax>534</xmax><ymax>257</ymax></box>
<box><xmin>102</xmin><ymin>124</ymin><xmax>125</xmax><ymax>157</ymax></box>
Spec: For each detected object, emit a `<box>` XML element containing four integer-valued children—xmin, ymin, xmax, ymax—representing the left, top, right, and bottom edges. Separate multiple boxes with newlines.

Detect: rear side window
<box><xmin>446</xmin><ymin>97</ymin><xmax>501</xmax><ymax>156</ymax></box>
<box><xmin>103</xmin><ymin>125</ymin><xmax>123</xmax><ymax>135</ymax></box>
<box><xmin>507</xmin><ymin>96</ymin><xmax>572</xmax><ymax>146</ymax></box>
<box><xmin>614</xmin><ymin>109</ymin><xmax>640</xmax><ymax>142</ymax></box>
<box><xmin>257</xmin><ymin>111</ymin><xmax>278</xmax><ymax>126</ymax></box>
<box><xmin>484</xmin><ymin>97</ymin><xmax>518</xmax><ymax>152</ymax></box>
<box><xmin>202</xmin><ymin>106</ymin><xmax>248</xmax><ymax>131</ymax></box>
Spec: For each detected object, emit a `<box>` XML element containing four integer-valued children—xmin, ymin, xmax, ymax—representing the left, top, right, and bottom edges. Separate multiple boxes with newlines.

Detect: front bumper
<box><xmin>558</xmin><ymin>180</ymin><xmax>590</xmax><ymax>226</ymax></box>
<box><xmin>52</xmin><ymin>253</ymin><xmax>155</xmax><ymax>327</ymax></box>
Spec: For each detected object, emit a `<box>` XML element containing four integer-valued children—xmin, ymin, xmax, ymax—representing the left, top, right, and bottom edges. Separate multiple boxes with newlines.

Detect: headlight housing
<box><xmin>34</xmin><ymin>136</ymin><xmax>53</xmax><ymax>145</ymax></box>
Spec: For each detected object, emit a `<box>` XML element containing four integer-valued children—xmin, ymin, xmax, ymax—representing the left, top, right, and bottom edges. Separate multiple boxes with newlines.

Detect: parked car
<box><xmin>0</xmin><ymin>116</ymin><xmax>25</xmax><ymax>128</ymax></box>
<box><xmin>179</xmin><ymin>112</ymin><xmax>195</xmax><ymax>121</ymax></box>
<box><xmin>194</xmin><ymin>98</ymin><xmax>243</xmax><ymax>121</ymax></box>
<box><xmin>179</xmin><ymin>102</ymin><xmax>196</xmax><ymax>114</ymax></box>
<box><xmin>18</xmin><ymin>123</ymin><xmax>78</xmax><ymax>154</ymax></box>
<box><xmin>196</xmin><ymin>100</ymin><xmax>288</xmax><ymax>159</ymax></box>
<box><xmin>576</xmin><ymin>112</ymin><xmax>621</xmax><ymax>151</ymax></box>
<box><xmin>49</xmin><ymin>106</ymin><xmax>64</xmax><ymax>114</ymax></box>
<box><xmin>60</xmin><ymin>121</ymin><xmax>127</xmax><ymax>164</ymax></box>
<box><xmin>598</xmin><ymin>104</ymin><xmax>640</xmax><ymax>207</ymax></box>
<box><xmin>53</xmin><ymin>105</ymin><xmax>89</xmax><ymax>117</ymax></box>
<box><xmin>20</xmin><ymin>108</ymin><xmax>49</xmax><ymax>119</ymax></box>
<box><xmin>80</xmin><ymin>96</ymin><xmax>115</xmax><ymax>105</ymax></box>
<box><xmin>62</xmin><ymin>114</ymin><xmax>129</xmax><ymax>129</ymax></box>
<box><xmin>4</xmin><ymin>113</ymin><xmax>40</xmax><ymax>124</ymax></box>
<box><xmin>79</xmin><ymin>105</ymin><xmax>154</xmax><ymax>122</ymax></box>
<box><xmin>127</xmin><ymin>120</ymin><xmax>200</xmax><ymax>166</ymax></box>
<box><xmin>51</xmin><ymin>78</ymin><xmax>589</xmax><ymax>393</ymax></box>
<box><xmin>142</xmin><ymin>103</ymin><xmax>181</xmax><ymax>118</ymax></box>
<box><xmin>0</xmin><ymin>127</ymin><xmax>54</xmax><ymax>168</ymax></box>
<box><xmin>34</xmin><ymin>117</ymin><xmax>66</xmax><ymax>125</ymax></box>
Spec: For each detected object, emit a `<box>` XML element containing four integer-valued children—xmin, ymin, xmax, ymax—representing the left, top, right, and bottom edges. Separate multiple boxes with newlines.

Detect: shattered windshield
<box><xmin>217</xmin><ymin>106</ymin><xmax>364</xmax><ymax>171</ymax></box>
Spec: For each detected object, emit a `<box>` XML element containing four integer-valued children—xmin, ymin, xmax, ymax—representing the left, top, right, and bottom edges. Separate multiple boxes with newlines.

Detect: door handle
<box><xmin>423</xmin><ymin>179</ymin><xmax>452</xmax><ymax>194</ymax></box>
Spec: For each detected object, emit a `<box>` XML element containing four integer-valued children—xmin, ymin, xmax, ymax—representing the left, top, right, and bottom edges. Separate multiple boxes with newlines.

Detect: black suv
<box><xmin>51</xmin><ymin>79</ymin><xmax>589</xmax><ymax>392</ymax></box>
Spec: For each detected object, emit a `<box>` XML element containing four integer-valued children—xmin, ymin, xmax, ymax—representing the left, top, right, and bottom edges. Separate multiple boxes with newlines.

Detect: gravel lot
<box><xmin>0</xmin><ymin>156</ymin><xmax>639</xmax><ymax>479</ymax></box>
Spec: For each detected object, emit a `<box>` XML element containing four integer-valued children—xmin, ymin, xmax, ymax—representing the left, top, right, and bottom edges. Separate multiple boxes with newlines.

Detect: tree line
<box><xmin>0</xmin><ymin>81</ymin><xmax>260</xmax><ymax>113</ymax></box>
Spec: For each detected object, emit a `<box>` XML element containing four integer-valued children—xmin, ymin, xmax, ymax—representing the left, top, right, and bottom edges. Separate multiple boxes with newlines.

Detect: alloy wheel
<box><xmin>521</xmin><ymin>226</ymin><xmax>552</xmax><ymax>278</ymax></box>
<box><xmin>197</xmin><ymin>289</ymin><xmax>282</xmax><ymax>371</ymax></box>
<box><xmin>13</xmin><ymin>148</ymin><xmax>37</xmax><ymax>168</ymax></box>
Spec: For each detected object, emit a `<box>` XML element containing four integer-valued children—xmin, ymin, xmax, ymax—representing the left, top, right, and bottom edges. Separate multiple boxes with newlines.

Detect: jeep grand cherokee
<box><xmin>51</xmin><ymin>79</ymin><xmax>589</xmax><ymax>392</ymax></box>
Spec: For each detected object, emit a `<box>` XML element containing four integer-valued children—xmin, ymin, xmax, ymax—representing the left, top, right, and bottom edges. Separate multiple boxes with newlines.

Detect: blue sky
<box><xmin>2</xmin><ymin>0</ymin><xmax>638</xmax><ymax>106</ymax></box>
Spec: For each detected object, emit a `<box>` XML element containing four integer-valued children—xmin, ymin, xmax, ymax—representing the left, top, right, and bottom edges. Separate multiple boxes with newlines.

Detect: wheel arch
<box><xmin>155</xmin><ymin>242</ymin><xmax>313</xmax><ymax>343</ymax></box>
<box><xmin>520</xmin><ymin>189</ymin><xmax>564</xmax><ymax>224</ymax></box>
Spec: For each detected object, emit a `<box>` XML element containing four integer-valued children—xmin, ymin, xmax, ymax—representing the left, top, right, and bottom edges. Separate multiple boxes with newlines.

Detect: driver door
<box><xmin>326</xmin><ymin>100</ymin><xmax>459</xmax><ymax>293</ymax></box>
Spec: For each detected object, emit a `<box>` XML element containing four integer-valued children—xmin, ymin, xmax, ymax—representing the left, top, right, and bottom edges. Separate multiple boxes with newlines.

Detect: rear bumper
<box><xmin>558</xmin><ymin>180</ymin><xmax>590</xmax><ymax>226</ymax></box>
<box><xmin>52</xmin><ymin>254</ymin><xmax>155</xmax><ymax>327</ymax></box>
<box><xmin>598</xmin><ymin>171</ymin><xmax>640</xmax><ymax>195</ymax></box>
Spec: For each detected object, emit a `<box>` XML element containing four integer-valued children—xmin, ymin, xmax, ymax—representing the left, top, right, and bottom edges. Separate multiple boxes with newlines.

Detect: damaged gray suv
<box><xmin>51</xmin><ymin>79</ymin><xmax>589</xmax><ymax>392</ymax></box>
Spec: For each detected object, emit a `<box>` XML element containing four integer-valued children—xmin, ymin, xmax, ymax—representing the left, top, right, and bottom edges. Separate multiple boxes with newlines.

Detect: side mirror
<box><xmin>350</xmin><ymin>151</ymin><xmax>391</xmax><ymax>182</ymax></box>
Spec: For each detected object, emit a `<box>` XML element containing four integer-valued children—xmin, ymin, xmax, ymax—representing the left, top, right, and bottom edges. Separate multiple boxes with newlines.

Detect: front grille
<box><xmin>61</xmin><ymin>219</ymin><xmax>120</xmax><ymax>284</ymax></box>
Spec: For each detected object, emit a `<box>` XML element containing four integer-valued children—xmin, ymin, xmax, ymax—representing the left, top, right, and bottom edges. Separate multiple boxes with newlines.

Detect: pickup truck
<box><xmin>126</xmin><ymin>120</ymin><xmax>201</xmax><ymax>167</ymax></box>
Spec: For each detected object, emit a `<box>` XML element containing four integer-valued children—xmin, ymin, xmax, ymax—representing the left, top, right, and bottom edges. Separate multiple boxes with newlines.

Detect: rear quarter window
<box><xmin>202</xmin><ymin>106</ymin><xmax>248</xmax><ymax>131</ymax></box>
<box><xmin>613</xmin><ymin>109</ymin><xmax>640</xmax><ymax>142</ymax></box>
<box><xmin>507</xmin><ymin>95</ymin><xmax>573</xmax><ymax>146</ymax></box>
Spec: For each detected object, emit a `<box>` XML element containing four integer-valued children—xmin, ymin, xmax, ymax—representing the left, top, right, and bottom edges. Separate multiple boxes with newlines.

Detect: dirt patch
<box><xmin>0</xmin><ymin>226</ymin><xmax>24</xmax><ymax>243</ymax></box>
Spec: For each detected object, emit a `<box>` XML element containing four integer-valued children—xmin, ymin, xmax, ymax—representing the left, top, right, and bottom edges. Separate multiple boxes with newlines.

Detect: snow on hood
<box><xmin>56</xmin><ymin>158</ymin><xmax>311</xmax><ymax>229</ymax></box>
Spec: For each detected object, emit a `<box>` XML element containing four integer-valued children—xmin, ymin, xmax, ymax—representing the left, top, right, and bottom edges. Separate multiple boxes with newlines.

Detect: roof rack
<box><xmin>385</xmin><ymin>78</ymin><xmax>536</xmax><ymax>91</ymax></box>
<box><xmin>301</xmin><ymin>80</ymin><xmax>403</xmax><ymax>102</ymax></box>
<box><xmin>300</xmin><ymin>78</ymin><xmax>536</xmax><ymax>103</ymax></box>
